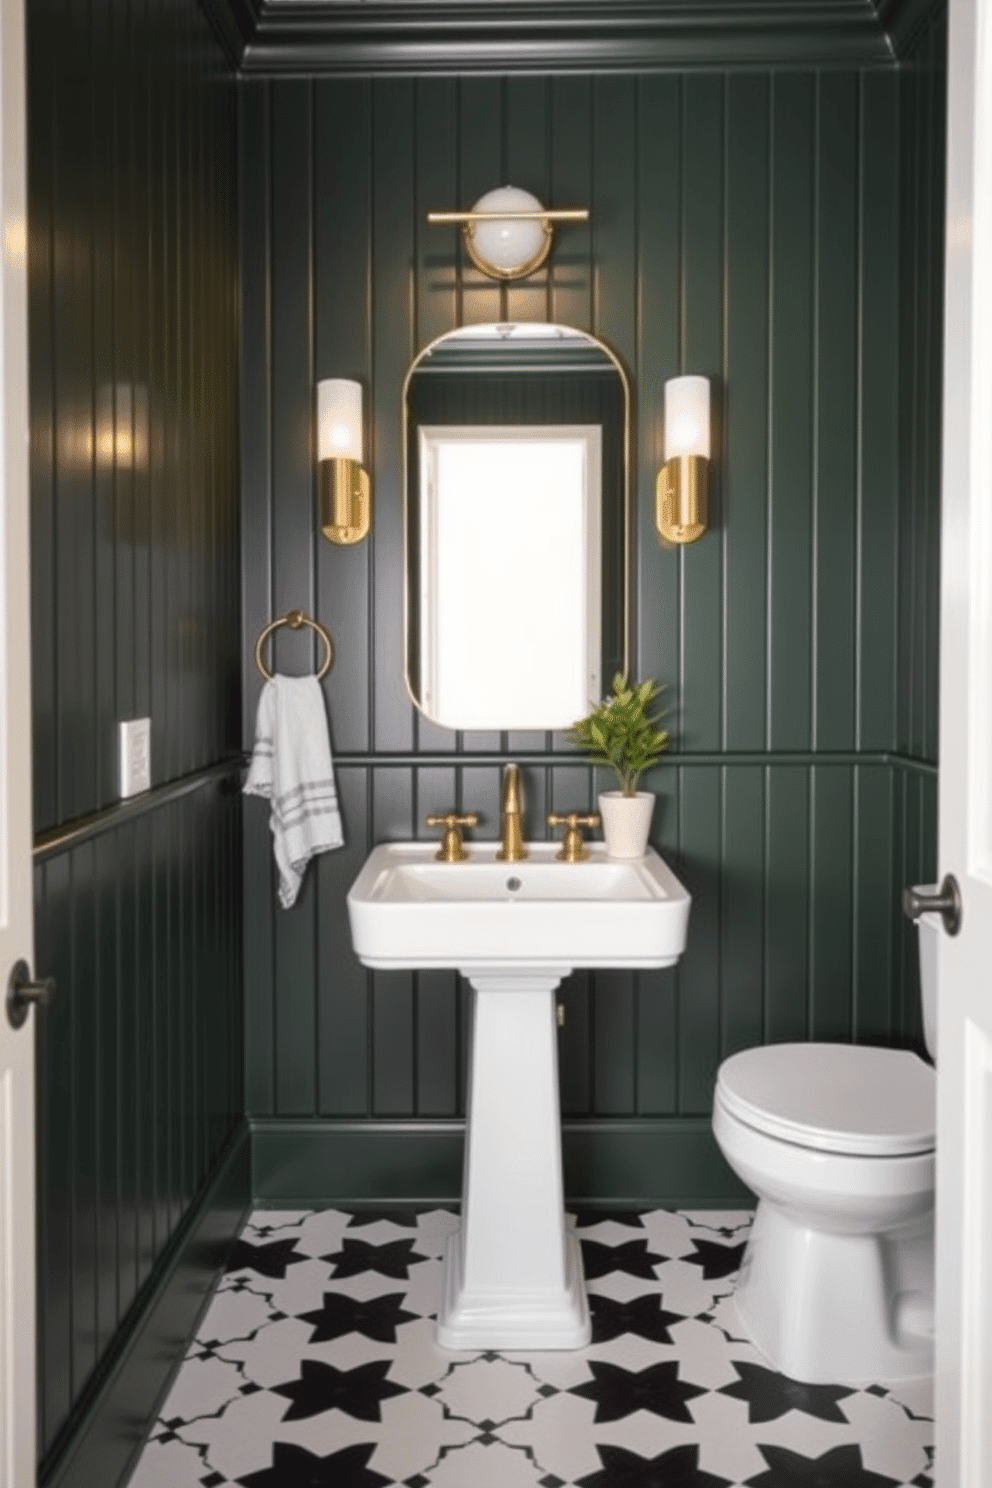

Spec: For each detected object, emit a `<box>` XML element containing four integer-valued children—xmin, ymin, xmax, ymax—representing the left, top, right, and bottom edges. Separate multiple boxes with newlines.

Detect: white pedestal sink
<box><xmin>347</xmin><ymin>842</ymin><xmax>691</xmax><ymax>1349</ymax></box>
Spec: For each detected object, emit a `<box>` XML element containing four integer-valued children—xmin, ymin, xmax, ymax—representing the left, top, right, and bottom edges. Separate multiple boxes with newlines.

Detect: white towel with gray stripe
<box><xmin>244</xmin><ymin>674</ymin><xmax>344</xmax><ymax>908</ymax></box>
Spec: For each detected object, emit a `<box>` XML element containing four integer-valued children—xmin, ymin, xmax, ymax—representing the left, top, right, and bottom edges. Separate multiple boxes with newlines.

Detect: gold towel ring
<box><xmin>255</xmin><ymin>609</ymin><xmax>334</xmax><ymax>681</ymax></box>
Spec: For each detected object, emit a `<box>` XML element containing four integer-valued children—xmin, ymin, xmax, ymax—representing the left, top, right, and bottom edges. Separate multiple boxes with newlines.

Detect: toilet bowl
<box><xmin>712</xmin><ymin>914</ymin><xmax>939</xmax><ymax>1385</ymax></box>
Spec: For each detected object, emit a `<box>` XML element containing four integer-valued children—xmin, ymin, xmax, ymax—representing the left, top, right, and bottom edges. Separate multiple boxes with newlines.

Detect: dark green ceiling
<box><xmin>203</xmin><ymin>0</ymin><xmax>932</xmax><ymax>73</ymax></box>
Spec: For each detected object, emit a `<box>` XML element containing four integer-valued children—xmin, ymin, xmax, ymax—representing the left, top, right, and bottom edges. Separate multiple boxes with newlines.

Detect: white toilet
<box><xmin>712</xmin><ymin>914</ymin><xmax>939</xmax><ymax>1385</ymax></box>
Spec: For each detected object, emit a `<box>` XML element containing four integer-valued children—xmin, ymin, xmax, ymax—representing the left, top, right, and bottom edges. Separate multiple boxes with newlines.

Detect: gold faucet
<box><xmin>496</xmin><ymin>763</ymin><xmax>528</xmax><ymax>862</ymax></box>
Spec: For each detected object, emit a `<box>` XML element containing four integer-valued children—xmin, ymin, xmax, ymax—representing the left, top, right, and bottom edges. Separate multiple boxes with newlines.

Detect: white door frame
<box><xmin>934</xmin><ymin>0</ymin><xmax>992</xmax><ymax>1479</ymax></box>
<box><xmin>0</xmin><ymin>0</ymin><xmax>35</xmax><ymax>1474</ymax></box>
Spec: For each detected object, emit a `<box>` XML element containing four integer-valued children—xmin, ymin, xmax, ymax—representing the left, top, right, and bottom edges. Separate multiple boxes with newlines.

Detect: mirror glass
<box><xmin>403</xmin><ymin>323</ymin><xmax>629</xmax><ymax>731</ymax></box>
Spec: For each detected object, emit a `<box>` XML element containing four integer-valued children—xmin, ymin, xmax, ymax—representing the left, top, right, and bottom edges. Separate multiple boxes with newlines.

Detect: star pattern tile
<box><xmin>570</xmin><ymin>1359</ymin><xmax>708</xmax><ymax>1424</ymax></box>
<box><xmin>299</xmin><ymin>1290</ymin><xmax>419</xmax><ymax>1344</ymax></box>
<box><xmin>588</xmin><ymin>1291</ymin><xmax>684</xmax><ymax>1345</ymax></box>
<box><xmin>324</xmin><ymin>1237</ymin><xmax>427</xmax><ymax>1280</ymax></box>
<box><xmin>271</xmin><ymin>1358</ymin><xmax>407</xmax><ymax>1422</ymax></box>
<box><xmin>743</xmin><ymin>1442</ymin><xmax>900</xmax><ymax>1487</ymax></box>
<box><xmin>719</xmin><ymin>1360</ymin><xmax>856</xmax><ymax>1424</ymax></box>
<box><xmin>125</xmin><ymin>1208</ymin><xmax>934</xmax><ymax>1488</ymax></box>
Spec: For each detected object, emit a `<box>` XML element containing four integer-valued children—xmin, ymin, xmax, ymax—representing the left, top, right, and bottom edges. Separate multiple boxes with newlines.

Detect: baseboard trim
<box><xmin>249</xmin><ymin>1116</ymin><xmax>752</xmax><ymax>1209</ymax></box>
<box><xmin>40</xmin><ymin>1121</ymin><xmax>252</xmax><ymax>1488</ymax></box>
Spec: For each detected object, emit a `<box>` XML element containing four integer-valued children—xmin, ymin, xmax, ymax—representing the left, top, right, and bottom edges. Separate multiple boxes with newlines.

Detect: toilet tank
<box><xmin>916</xmin><ymin>909</ymin><xmax>941</xmax><ymax>1062</ymax></box>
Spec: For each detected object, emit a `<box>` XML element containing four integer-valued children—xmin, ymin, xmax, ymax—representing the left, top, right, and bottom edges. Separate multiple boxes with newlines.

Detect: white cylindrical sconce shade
<box><xmin>664</xmin><ymin>375</ymin><xmax>711</xmax><ymax>460</ymax></box>
<box><xmin>317</xmin><ymin>378</ymin><xmax>363</xmax><ymax>463</ymax></box>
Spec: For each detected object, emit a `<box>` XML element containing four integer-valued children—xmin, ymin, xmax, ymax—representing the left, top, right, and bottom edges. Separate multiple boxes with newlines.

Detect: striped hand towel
<box><xmin>244</xmin><ymin>674</ymin><xmax>344</xmax><ymax>908</ymax></box>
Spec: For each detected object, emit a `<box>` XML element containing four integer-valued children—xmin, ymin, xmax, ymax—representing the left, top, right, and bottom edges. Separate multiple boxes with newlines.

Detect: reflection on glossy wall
<box><xmin>27</xmin><ymin>0</ymin><xmax>243</xmax><ymax>1470</ymax></box>
<box><xmin>240</xmin><ymin>47</ymin><xmax>943</xmax><ymax>1208</ymax></box>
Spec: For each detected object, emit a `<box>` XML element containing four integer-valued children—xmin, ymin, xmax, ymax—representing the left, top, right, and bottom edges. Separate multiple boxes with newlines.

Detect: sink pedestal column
<box><xmin>437</xmin><ymin>968</ymin><xmax>591</xmax><ymax>1350</ymax></box>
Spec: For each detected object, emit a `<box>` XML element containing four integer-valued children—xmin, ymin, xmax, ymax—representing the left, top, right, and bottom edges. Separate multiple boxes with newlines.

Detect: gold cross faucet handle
<box><xmin>425</xmin><ymin>812</ymin><xmax>479</xmax><ymax>863</ymax></box>
<box><xmin>546</xmin><ymin>812</ymin><xmax>602</xmax><ymax>864</ymax></box>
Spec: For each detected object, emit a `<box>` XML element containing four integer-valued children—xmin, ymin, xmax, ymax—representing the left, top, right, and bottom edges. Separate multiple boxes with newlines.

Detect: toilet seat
<box><xmin>716</xmin><ymin>1043</ymin><xmax>935</xmax><ymax>1157</ymax></box>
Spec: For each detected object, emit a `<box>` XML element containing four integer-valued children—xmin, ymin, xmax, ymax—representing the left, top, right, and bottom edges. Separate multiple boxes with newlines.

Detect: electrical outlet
<box><xmin>118</xmin><ymin>718</ymin><xmax>151</xmax><ymax>798</ymax></box>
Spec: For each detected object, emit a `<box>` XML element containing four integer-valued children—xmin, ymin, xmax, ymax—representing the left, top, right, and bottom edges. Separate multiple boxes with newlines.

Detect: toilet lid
<box><xmin>716</xmin><ymin>1043</ymin><xmax>936</xmax><ymax>1156</ymax></box>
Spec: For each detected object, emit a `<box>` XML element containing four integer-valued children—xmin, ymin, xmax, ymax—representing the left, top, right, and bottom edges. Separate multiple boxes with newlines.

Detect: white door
<box><xmin>934</xmin><ymin>0</ymin><xmax>992</xmax><ymax>1478</ymax></box>
<box><xmin>0</xmin><ymin>0</ymin><xmax>35</xmax><ymax>1478</ymax></box>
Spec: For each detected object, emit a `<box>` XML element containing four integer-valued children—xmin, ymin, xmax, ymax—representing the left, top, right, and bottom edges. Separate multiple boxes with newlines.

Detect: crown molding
<box><xmin>201</xmin><ymin>0</ymin><xmax>258</xmax><ymax>65</ymax></box>
<box><xmin>876</xmin><ymin>0</ymin><xmax>945</xmax><ymax>54</ymax></box>
<box><xmin>201</xmin><ymin>0</ymin><xmax>900</xmax><ymax>73</ymax></box>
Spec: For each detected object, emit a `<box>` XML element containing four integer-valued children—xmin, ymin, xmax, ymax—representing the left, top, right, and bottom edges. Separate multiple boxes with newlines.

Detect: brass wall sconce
<box><xmin>427</xmin><ymin>186</ymin><xmax>589</xmax><ymax>282</ymax></box>
<box><xmin>656</xmin><ymin>375</ymin><xmax>711</xmax><ymax>546</ymax></box>
<box><xmin>317</xmin><ymin>378</ymin><xmax>370</xmax><ymax>544</ymax></box>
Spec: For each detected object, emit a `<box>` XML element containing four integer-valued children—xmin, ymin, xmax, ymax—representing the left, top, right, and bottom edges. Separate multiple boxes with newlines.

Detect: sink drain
<box><xmin>505</xmin><ymin>876</ymin><xmax>522</xmax><ymax>892</ymax></box>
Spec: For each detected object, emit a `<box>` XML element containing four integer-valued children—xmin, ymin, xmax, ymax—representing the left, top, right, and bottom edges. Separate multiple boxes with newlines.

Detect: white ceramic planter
<box><xmin>598</xmin><ymin>790</ymin><xmax>655</xmax><ymax>859</ymax></box>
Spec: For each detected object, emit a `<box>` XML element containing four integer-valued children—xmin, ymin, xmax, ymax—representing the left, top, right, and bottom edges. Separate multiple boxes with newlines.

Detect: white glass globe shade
<box><xmin>469</xmin><ymin>187</ymin><xmax>547</xmax><ymax>276</ymax></box>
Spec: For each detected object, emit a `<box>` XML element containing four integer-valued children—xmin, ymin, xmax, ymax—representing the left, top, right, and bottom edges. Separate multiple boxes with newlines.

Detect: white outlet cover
<box><xmin>119</xmin><ymin>717</ymin><xmax>151</xmax><ymax>798</ymax></box>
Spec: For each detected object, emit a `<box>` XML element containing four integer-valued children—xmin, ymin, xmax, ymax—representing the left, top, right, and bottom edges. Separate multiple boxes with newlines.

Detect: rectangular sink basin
<box><xmin>347</xmin><ymin>842</ymin><xmax>691</xmax><ymax>971</ymax></box>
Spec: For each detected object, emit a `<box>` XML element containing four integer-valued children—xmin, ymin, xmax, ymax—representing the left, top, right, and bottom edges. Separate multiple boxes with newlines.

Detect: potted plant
<box><xmin>572</xmin><ymin>673</ymin><xmax>669</xmax><ymax>858</ymax></box>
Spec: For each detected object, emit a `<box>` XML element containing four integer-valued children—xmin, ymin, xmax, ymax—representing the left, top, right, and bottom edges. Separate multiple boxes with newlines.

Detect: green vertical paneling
<box><xmin>135</xmin><ymin>812</ymin><xmax>157</xmax><ymax>1287</ymax></box>
<box><xmin>92</xmin><ymin>0</ymin><xmax>117</xmax><ymax>807</ymax></box>
<box><xmin>372</xmin><ymin>767</ymin><xmax>416</xmax><ymax>1115</ymax></box>
<box><xmin>269</xmin><ymin>80</ymin><xmax>318</xmax><ymax>1118</ymax></box>
<box><xmin>36</xmin><ymin>781</ymin><xmax>244</xmax><ymax>1477</ymax></box>
<box><xmin>56</xmin><ymin>0</ymin><xmax>98</xmax><ymax>821</ymax></box>
<box><xmin>415</xmin><ymin>766</ymin><xmax>460</xmax><ymax>1115</ymax></box>
<box><xmin>678</xmin><ymin>766</ymin><xmax>722</xmax><ymax>1111</ymax></box>
<box><xmin>721</xmin><ymin>766</ymin><xmax>765</xmax><ymax>1056</ymax></box>
<box><xmin>505</xmin><ymin>77</ymin><xmax>551</xmax><ymax>327</ymax></box>
<box><xmin>680</xmin><ymin>74</ymin><xmax>725</xmax><ymax>752</ymax></box>
<box><xmin>239</xmin><ymin>82</ymin><xmax>273</xmax><ymax>746</ymax></box>
<box><xmin>415</xmin><ymin>79</ymin><xmax>459</xmax><ymax>347</ymax></box>
<box><xmin>858</xmin><ymin>69</ymin><xmax>900</xmax><ymax>752</ymax></box>
<box><xmin>813</xmin><ymin>73</ymin><xmax>859</xmax><ymax>751</ymax></box>
<box><xmin>765</xmin><ymin>765</ymin><xmax>810</xmax><ymax>1041</ymax></box>
<box><xmin>274</xmin><ymin>862</ymin><xmax>318</xmax><ymax>1116</ymax></box>
<box><xmin>372</xmin><ymin>81</ymin><xmax>417</xmax><ymax>753</ymax></box>
<box><xmin>30</xmin><ymin>0</ymin><xmax>241</xmax><ymax>1466</ymax></box>
<box><xmin>768</xmin><ymin>72</ymin><xmax>815</xmax><ymax>751</ymax></box>
<box><xmin>898</xmin><ymin>10</ymin><xmax>945</xmax><ymax>766</ymax></box>
<box><xmin>95</xmin><ymin>832</ymin><xmax>119</xmax><ymax>1357</ymax></box>
<box><xmin>239</xmin><ymin>57</ymin><xmax>935</xmax><ymax>1210</ymax></box>
<box><xmin>413</xmin><ymin>82</ymin><xmax>469</xmax><ymax>759</ymax></box>
<box><xmin>27</xmin><ymin>0</ymin><xmax>57</xmax><ymax>832</ymax></box>
<box><xmin>809</xmin><ymin>765</ymin><xmax>854</xmax><ymax>1040</ymax></box>
<box><xmin>38</xmin><ymin>853</ymin><xmax>73</xmax><ymax>1457</ymax></box>
<box><xmin>73</xmin><ymin>843</ymin><xmax>99</xmax><ymax>1394</ymax></box>
<box><xmin>723</xmin><ymin>74</ymin><xmax>770</xmax><ymax>752</ymax></box>
<box><xmin>314</xmin><ymin>78</ymin><xmax>372</xmax><ymax>755</ymax></box>
<box><xmin>636</xmin><ymin>761</ymin><xmax>680</xmax><ymax>1115</ymax></box>
<box><xmin>118</xmin><ymin>821</ymin><xmax>139</xmax><ymax>1319</ymax></box>
<box><xmin>924</xmin><ymin>18</ymin><xmax>946</xmax><ymax>763</ymax></box>
<box><xmin>853</xmin><ymin>763</ymin><xmax>895</xmax><ymax>1042</ymax></box>
<box><xmin>457</xmin><ymin>78</ymin><xmax>503</xmax><ymax>327</ymax></box>
<box><xmin>636</xmin><ymin>75</ymin><xmax>681</xmax><ymax>710</ymax></box>
<box><xmin>549</xmin><ymin>76</ymin><xmax>594</xmax><ymax>332</ymax></box>
<box><xmin>317</xmin><ymin>768</ymin><xmax>371</xmax><ymax>1115</ymax></box>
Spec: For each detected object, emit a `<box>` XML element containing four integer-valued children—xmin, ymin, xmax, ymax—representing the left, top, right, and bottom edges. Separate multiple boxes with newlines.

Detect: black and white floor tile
<box><xmin>126</xmin><ymin>1208</ymin><xmax>934</xmax><ymax>1488</ymax></box>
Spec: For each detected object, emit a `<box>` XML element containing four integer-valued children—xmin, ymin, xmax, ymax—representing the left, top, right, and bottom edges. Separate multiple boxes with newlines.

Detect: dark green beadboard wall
<box><xmin>892</xmin><ymin>3</ymin><xmax>946</xmax><ymax>1048</ymax></box>
<box><xmin>239</xmin><ymin>61</ymin><xmax>943</xmax><ymax>1202</ymax></box>
<box><xmin>27</xmin><ymin>0</ymin><xmax>244</xmax><ymax>1473</ymax></box>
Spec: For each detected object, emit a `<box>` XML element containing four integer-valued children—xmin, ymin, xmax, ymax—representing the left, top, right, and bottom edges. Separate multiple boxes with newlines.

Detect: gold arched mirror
<box><xmin>402</xmin><ymin>323</ymin><xmax>630</xmax><ymax>731</ymax></box>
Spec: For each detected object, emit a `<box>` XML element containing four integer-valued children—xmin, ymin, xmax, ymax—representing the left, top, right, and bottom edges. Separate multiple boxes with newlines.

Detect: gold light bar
<box><xmin>427</xmin><ymin>209</ymin><xmax>590</xmax><ymax>225</ymax></box>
